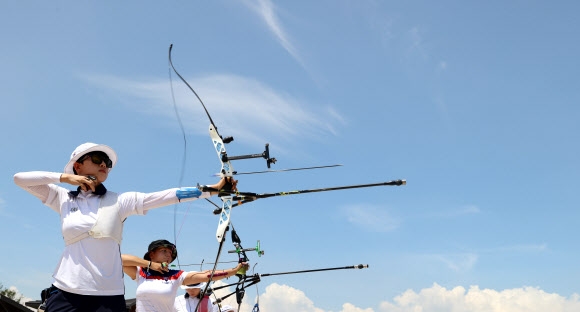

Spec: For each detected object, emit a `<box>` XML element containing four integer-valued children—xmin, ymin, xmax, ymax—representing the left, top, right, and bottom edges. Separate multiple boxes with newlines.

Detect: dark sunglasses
<box><xmin>77</xmin><ymin>152</ymin><xmax>112</xmax><ymax>168</ymax></box>
<box><xmin>156</xmin><ymin>244</ymin><xmax>176</xmax><ymax>252</ymax></box>
<box><xmin>154</xmin><ymin>244</ymin><xmax>177</xmax><ymax>256</ymax></box>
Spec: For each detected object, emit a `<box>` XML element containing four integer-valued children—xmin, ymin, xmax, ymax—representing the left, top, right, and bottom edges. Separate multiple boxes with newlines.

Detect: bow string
<box><xmin>169</xmin><ymin>43</ymin><xmax>253</xmax><ymax>311</ymax></box>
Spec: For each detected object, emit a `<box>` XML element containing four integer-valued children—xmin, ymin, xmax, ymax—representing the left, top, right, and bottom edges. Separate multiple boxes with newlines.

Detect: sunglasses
<box><xmin>155</xmin><ymin>244</ymin><xmax>176</xmax><ymax>250</ymax></box>
<box><xmin>78</xmin><ymin>152</ymin><xmax>112</xmax><ymax>168</ymax></box>
<box><xmin>153</xmin><ymin>244</ymin><xmax>177</xmax><ymax>256</ymax></box>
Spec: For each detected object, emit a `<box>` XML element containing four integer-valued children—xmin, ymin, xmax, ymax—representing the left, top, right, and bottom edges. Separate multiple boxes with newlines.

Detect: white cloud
<box><xmin>341</xmin><ymin>303</ymin><xmax>375</xmax><ymax>312</ymax></box>
<box><xmin>256</xmin><ymin>283</ymin><xmax>325</xmax><ymax>312</ymax></box>
<box><xmin>237</xmin><ymin>283</ymin><xmax>580</xmax><ymax>312</ymax></box>
<box><xmin>342</xmin><ymin>204</ymin><xmax>400</xmax><ymax>232</ymax></box>
<box><xmin>241</xmin><ymin>0</ymin><xmax>305</xmax><ymax>68</ymax></box>
<box><xmin>0</xmin><ymin>196</ymin><xmax>6</xmax><ymax>216</ymax></box>
<box><xmin>379</xmin><ymin>283</ymin><xmax>580</xmax><ymax>312</ymax></box>
<box><xmin>431</xmin><ymin>253</ymin><xmax>478</xmax><ymax>272</ymax></box>
<box><xmin>82</xmin><ymin>73</ymin><xmax>343</xmax><ymax>152</ymax></box>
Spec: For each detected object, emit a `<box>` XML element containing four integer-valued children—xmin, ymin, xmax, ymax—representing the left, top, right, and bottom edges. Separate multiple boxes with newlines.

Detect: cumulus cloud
<box><xmin>341</xmin><ymin>303</ymin><xmax>375</xmax><ymax>312</ymax></box>
<box><xmin>240</xmin><ymin>283</ymin><xmax>580</xmax><ymax>312</ymax></box>
<box><xmin>257</xmin><ymin>283</ymin><xmax>325</xmax><ymax>312</ymax></box>
<box><xmin>379</xmin><ymin>283</ymin><xmax>580</xmax><ymax>312</ymax></box>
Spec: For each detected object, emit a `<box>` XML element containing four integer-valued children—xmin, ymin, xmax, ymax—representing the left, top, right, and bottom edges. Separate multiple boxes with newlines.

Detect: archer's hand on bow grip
<box><xmin>236</xmin><ymin>261</ymin><xmax>249</xmax><ymax>276</ymax></box>
<box><xmin>219</xmin><ymin>177</ymin><xmax>238</xmax><ymax>197</ymax></box>
<box><xmin>197</xmin><ymin>177</ymin><xmax>237</xmax><ymax>195</ymax></box>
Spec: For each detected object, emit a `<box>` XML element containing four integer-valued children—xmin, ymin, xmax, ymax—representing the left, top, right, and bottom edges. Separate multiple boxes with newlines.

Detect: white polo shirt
<box><xmin>174</xmin><ymin>292</ymin><xmax>219</xmax><ymax>312</ymax></box>
<box><xmin>135</xmin><ymin>268</ymin><xmax>187</xmax><ymax>311</ymax></box>
<box><xmin>14</xmin><ymin>171</ymin><xmax>211</xmax><ymax>296</ymax></box>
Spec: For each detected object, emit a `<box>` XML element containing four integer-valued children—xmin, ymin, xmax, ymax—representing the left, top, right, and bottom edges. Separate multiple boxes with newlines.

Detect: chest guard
<box><xmin>64</xmin><ymin>191</ymin><xmax>122</xmax><ymax>245</ymax></box>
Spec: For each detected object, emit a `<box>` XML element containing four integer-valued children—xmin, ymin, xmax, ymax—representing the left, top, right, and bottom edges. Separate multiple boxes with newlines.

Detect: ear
<box><xmin>73</xmin><ymin>162</ymin><xmax>83</xmax><ymax>174</ymax></box>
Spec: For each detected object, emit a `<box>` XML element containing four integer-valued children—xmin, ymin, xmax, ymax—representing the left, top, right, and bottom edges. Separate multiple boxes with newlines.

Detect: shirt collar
<box><xmin>69</xmin><ymin>184</ymin><xmax>107</xmax><ymax>198</ymax></box>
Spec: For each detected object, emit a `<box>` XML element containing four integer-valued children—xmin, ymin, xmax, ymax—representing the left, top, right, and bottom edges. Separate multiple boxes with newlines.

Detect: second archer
<box><xmin>122</xmin><ymin>239</ymin><xmax>248</xmax><ymax>312</ymax></box>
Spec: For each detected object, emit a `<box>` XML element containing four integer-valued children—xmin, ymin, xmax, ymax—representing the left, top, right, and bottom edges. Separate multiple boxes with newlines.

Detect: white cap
<box><xmin>220</xmin><ymin>305</ymin><xmax>235</xmax><ymax>312</ymax></box>
<box><xmin>64</xmin><ymin>142</ymin><xmax>117</xmax><ymax>174</ymax></box>
<box><xmin>181</xmin><ymin>282</ymin><xmax>207</xmax><ymax>290</ymax></box>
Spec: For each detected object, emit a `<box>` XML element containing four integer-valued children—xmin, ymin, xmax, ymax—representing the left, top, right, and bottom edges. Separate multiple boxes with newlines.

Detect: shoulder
<box><xmin>105</xmin><ymin>190</ymin><xmax>119</xmax><ymax>197</ymax></box>
<box><xmin>174</xmin><ymin>295</ymin><xmax>186</xmax><ymax>304</ymax></box>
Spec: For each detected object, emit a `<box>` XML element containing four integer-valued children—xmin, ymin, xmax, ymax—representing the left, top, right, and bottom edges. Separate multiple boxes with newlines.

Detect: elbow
<box><xmin>13</xmin><ymin>173</ymin><xmax>22</xmax><ymax>185</ymax></box>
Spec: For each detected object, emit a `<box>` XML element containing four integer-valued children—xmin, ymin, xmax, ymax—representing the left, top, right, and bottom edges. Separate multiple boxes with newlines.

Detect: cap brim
<box><xmin>181</xmin><ymin>282</ymin><xmax>206</xmax><ymax>290</ymax></box>
<box><xmin>64</xmin><ymin>144</ymin><xmax>117</xmax><ymax>174</ymax></box>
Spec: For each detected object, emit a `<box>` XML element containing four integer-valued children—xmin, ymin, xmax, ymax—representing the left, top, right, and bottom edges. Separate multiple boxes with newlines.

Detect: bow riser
<box><xmin>209</xmin><ymin>124</ymin><xmax>234</xmax><ymax>177</ymax></box>
<box><xmin>209</xmin><ymin>125</ymin><xmax>236</xmax><ymax>242</ymax></box>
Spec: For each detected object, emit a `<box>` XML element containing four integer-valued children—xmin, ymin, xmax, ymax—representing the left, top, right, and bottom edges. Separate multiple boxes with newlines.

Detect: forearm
<box><xmin>184</xmin><ymin>264</ymin><xmax>244</xmax><ymax>285</ymax></box>
<box><xmin>14</xmin><ymin>171</ymin><xmax>61</xmax><ymax>186</ymax></box>
<box><xmin>121</xmin><ymin>254</ymin><xmax>168</xmax><ymax>273</ymax></box>
<box><xmin>14</xmin><ymin>171</ymin><xmax>89</xmax><ymax>192</ymax></box>
<box><xmin>142</xmin><ymin>177</ymin><xmax>234</xmax><ymax>211</ymax></box>
<box><xmin>13</xmin><ymin>171</ymin><xmax>62</xmax><ymax>200</ymax></box>
<box><xmin>142</xmin><ymin>188</ymin><xmax>211</xmax><ymax>211</ymax></box>
<box><xmin>121</xmin><ymin>254</ymin><xmax>150</xmax><ymax>268</ymax></box>
<box><xmin>204</xmin><ymin>266</ymin><xmax>240</xmax><ymax>280</ymax></box>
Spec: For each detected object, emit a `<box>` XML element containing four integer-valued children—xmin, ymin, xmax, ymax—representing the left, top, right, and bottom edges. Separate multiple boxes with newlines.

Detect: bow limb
<box><xmin>168</xmin><ymin>44</ymin><xmax>218</xmax><ymax>128</ymax></box>
<box><xmin>168</xmin><ymin>44</ymin><xmax>237</xmax><ymax>311</ymax></box>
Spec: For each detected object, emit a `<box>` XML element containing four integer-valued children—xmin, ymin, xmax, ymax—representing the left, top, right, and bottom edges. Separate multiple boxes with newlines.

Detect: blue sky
<box><xmin>1</xmin><ymin>1</ymin><xmax>579</xmax><ymax>311</ymax></box>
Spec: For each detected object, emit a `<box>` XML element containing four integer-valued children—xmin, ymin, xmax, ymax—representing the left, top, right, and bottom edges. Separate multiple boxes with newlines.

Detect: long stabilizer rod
<box><xmin>211</xmin><ymin>264</ymin><xmax>369</xmax><ymax>293</ymax></box>
<box><xmin>260</xmin><ymin>263</ymin><xmax>369</xmax><ymax>277</ymax></box>
<box><xmin>212</xmin><ymin>179</ymin><xmax>406</xmax><ymax>214</ymax></box>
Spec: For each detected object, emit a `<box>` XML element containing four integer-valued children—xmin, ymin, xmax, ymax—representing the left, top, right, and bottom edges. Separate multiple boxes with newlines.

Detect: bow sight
<box><xmin>219</xmin><ymin>142</ymin><xmax>276</xmax><ymax>170</ymax></box>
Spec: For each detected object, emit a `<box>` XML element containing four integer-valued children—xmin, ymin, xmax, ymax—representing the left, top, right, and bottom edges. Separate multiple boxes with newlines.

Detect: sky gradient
<box><xmin>1</xmin><ymin>1</ymin><xmax>579</xmax><ymax>311</ymax></box>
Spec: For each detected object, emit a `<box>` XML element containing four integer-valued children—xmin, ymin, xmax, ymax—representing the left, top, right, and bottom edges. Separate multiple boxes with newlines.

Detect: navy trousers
<box><xmin>45</xmin><ymin>286</ymin><xmax>126</xmax><ymax>312</ymax></box>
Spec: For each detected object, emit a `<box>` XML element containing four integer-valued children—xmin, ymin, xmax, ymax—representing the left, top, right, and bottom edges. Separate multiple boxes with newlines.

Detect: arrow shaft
<box><xmin>229</xmin><ymin>164</ymin><xmax>343</xmax><ymax>176</ymax></box>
